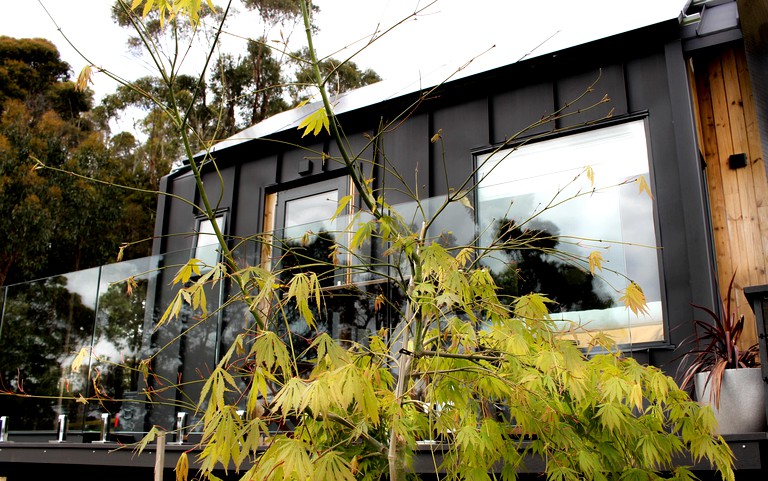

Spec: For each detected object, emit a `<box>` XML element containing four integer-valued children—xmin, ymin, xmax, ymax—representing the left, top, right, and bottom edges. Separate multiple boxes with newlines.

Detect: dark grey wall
<box><xmin>153</xmin><ymin>20</ymin><xmax>716</xmax><ymax>377</ymax></box>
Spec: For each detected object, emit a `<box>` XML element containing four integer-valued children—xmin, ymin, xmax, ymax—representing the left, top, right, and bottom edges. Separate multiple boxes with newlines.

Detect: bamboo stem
<box><xmin>154</xmin><ymin>431</ymin><xmax>166</xmax><ymax>481</ymax></box>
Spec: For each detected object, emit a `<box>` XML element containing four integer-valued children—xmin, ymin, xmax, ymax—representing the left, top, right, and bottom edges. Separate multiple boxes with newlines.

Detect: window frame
<box><xmin>263</xmin><ymin>176</ymin><xmax>355</xmax><ymax>284</ymax></box>
<box><xmin>192</xmin><ymin>212</ymin><xmax>227</xmax><ymax>271</ymax></box>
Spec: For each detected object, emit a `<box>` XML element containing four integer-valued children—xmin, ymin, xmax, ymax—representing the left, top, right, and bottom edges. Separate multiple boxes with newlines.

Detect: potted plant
<box><xmin>679</xmin><ymin>273</ymin><xmax>764</xmax><ymax>434</ymax></box>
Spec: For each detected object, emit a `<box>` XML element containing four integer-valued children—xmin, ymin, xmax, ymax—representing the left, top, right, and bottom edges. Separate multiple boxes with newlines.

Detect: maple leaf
<box><xmin>636</xmin><ymin>176</ymin><xmax>654</xmax><ymax>199</ymax></box>
<box><xmin>71</xmin><ymin>347</ymin><xmax>89</xmax><ymax>373</ymax></box>
<box><xmin>588</xmin><ymin>251</ymin><xmax>604</xmax><ymax>274</ymax></box>
<box><xmin>620</xmin><ymin>282</ymin><xmax>650</xmax><ymax>317</ymax></box>
<box><xmin>175</xmin><ymin>452</ymin><xmax>189</xmax><ymax>481</ymax></box>
<box><xmin>126</xmin><ymin>276</ymin><xmax>138</xmax><ymax>296</ymax></box>
<box><xmin>76</xmin><ymin>65</ymin><xmax>93</xmax><ymax>92</ymax></box>
<box><xmin>374</xmin><ymin>293</ymin><xmax>385</xmax><ymax>312</ymax></box>
<box><xmin>455</xmin><ymin>190</ymin><xmax>474</xmax><ymax>210</ymax></box>
<box><xmin>585</xmin><ymin>165</ymin><xmax>595</xmax><ymax>188</ymax></box>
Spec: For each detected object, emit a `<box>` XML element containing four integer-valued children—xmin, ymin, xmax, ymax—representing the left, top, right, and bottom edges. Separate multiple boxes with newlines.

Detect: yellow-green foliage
<box><xmin>128</xmin><ymin>2</ymin><xmax>735</xmax><ymax>481</ymax></box>
<box><xmin>177</xmin><ymin>237</ymin><xmax>733</xmax><ymax>481</ymax></box>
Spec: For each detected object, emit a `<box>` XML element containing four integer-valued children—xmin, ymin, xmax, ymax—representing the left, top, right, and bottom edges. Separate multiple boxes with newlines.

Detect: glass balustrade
<box><xmin>0</xmin><ymin>186</ymin><xmax>663</xmax><ymax>440</ymax></box>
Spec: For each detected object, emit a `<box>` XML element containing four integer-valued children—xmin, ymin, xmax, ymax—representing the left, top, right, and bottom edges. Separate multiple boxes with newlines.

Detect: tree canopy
<box><xmin>102</xmin><ymin>0</ymin><xmax>380</xmax><ymax>154</ymax></box>
<box><xmin>0</xmin><ymin>36</ymin><xmax>156</xmax><ymax>286</ymax></box>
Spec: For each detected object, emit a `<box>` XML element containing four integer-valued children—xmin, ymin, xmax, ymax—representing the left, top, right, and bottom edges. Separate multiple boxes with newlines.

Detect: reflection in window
<box><xmin>284</xmin><ymin>190</ymin><xmax>338</xmax><ymax>240</ymax></box>
<box><xmin>194</xmin><ymin>215</ymin><xmax>225</xmax><ymax>268</ymax></box>
<box><xmin>477</xmin><ymin>120</ymin><xmax>663</xmax><ymax>346</ymax></box>
<box><xmin>271</xmin><ymin>182</ymin><xmax>381</xmax><ymax>361</ymax></box>
<box><xmin>0</xmin><ymin>274</ymin><xmax>96</xmax><ymax>431</ymax></box>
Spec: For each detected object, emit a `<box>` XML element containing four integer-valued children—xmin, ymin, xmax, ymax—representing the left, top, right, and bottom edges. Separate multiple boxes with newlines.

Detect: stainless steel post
<box><xmin>92</xmin><ymin>413</ymin><xmax>110</xmax><ymax>443</ymax></box>
<box><xmin>172</xmin><ymin>412</ymin><xmax>187</xmax><ymax>444</ymax></box>
<box><xmin>53</xmin><ymin>414</ymin><xmax>67</xmax><ymax>442</ymax></box>
<box><xmin>0</xmin><ymin>416</ymin><xmax>8</xmax><ymax>442</ymax></box>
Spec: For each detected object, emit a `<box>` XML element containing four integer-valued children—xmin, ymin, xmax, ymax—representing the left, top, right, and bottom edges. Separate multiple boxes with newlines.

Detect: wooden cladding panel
<box><xmin>695</xmin><ymin>59</ymin><xmax>733</xmax><ymax>291</ymax></box>
<box><xmin>736</xmin><ymin>48</ymin><xmax>768</xmax><ymax>272</ymax></box>
<box><xmin>694</xmin><ymin>44</ymin><xmax>768</xmax><ymax>349</ymax></box>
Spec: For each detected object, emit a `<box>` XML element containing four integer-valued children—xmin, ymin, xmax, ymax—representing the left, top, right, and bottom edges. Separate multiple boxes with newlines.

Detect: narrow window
<box><xmin>194</xmin><ymin>215</ymin><xmax>225</xmax><ymax>269</ymax></box>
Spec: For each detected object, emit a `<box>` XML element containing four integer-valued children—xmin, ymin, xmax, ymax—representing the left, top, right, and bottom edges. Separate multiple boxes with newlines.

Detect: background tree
<box><xmin>209</xmin><ymin>39</ymin><xmax>288</xmax><ymax>136</ymax></box>
<box><xmin>97</xmin><ymin>75</ymin><xmax>210</xmax><ymax>186</ymax></box>
<box><xmin>103</xmin><ymin>0</ymin><xmax>379</xmax><ymax>161</ymax></box>
<box><xmin>0</xmin><ymin>37</ymin><xmax>156</xmax><ymax>286</ymax></box>
<box><xmin>291</xmin><ymin>46</ymin><xmax>381</xmax><ymax>103</ymax></box>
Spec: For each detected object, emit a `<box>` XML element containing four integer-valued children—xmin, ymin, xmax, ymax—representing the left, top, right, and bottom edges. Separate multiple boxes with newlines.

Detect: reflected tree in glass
<box><xmin>492</xmin><ymin>218</ymin><xmax>614</xmax><ymax>312</ymax></box>
<box><xmin>89</xmin><ymin>278</ymin><xmax>147</xmax><ymax>431</ymax></box>
<box><xmin>0</xmin><ymin>276</ymin><xmax>94</xmax><ymax>430</ymax></box>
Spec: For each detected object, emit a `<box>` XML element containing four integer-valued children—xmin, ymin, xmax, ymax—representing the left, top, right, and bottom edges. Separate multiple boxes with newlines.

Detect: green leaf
<box><xmin>514</xmin><ymin>293</ymin><xmax>555</xmax><ymax>320</ymax></box>
<box><xmin>310</xmin><ymin>333</ymin><xmax>350</xmax><ymax>369</ymax></box>
<box><xmin>135</xmin><ymin>426</ymin><xmax>159</xmax><ymax>455</ymax></box>
<box><xmin>267</xmin><ymin>438</ymin><xmax>313</xmax><ymax>480</ymax></box>
<box><xmin>173</xmin><ymin>258</ymin><xmax>202</xmax><ymax>285</ymax></box>
<box><xmin>453</xmin><ymin>190</ymin><xmax>474</xmax><ymax>210</ymax></box>
<box><xmin>272</xmin><ymin>378</ymin><xmax>308</xmax><ymax>417</ymax></box>
<box><xmin>252</xmin><ymin>331</ymin><xmax>292</xmax><ymax>375</ymax></box>
<box><xmin>300</xmin><ymin>375</ymin><xmax>333</xmax><ymax>417</ymax></box>
<box><xmin>331</xmin><ymin>194</ymin><xmax>352</xmax><ymax>220</ymax></box>
<box><xmin>350</xmin><ymin>220</ymin><xmax>374</xmax><ymax>252</ymax></box>
<box><xmin>630</xmin><ymin>382</ymin><xmax>644</xmax><ymax>411</ymax></box>
<box><xmin>157</xmin><ymin>291</ymin><xmax>184</xmax><ymax>330</ymax></box>
<box><xmin>313</xmin><ymin>451</ymin><xmax>355</xmax><ymax>481</ymax></box>
<box><xmin>286</xmin><ymin>272</ymin><xmax>321</xmax><ymax>328</ymax></box>
<box><xmin>620</xmin><ymin>468</ymin><xmax>651</xmax><ymax>481</ymax></box>
<box><xmin>142</xmin><ymin>0</ymin><xmax>155</xmax><ymax>19</ymax></box>
<box><xmin>596</xmin><ymin>402</ymin><xmax>625</xmax><ymax>433</ymax></box>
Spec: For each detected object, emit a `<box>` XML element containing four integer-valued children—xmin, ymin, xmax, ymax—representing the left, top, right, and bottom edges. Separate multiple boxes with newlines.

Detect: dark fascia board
<box><xmin>1</xmin><ymin>435</ymin><xmax>766</xmax><ymax>472</ymax></box>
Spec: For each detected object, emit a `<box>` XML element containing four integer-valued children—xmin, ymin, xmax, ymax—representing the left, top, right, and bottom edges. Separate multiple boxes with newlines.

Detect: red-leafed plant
<box><xmin>679</xmin><ymin>272</ymin><xmax>760</xmax><ymax>407</ymax></box>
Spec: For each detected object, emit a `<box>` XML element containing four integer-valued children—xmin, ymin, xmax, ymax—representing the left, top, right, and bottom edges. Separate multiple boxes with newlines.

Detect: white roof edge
<box><xmin>196</xmin><ymin>3</ymin><xmax>688</xmax><ymax>158</ymax></box>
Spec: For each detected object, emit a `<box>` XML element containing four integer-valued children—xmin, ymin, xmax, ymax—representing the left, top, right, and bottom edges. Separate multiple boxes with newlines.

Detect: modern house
<box><xmin>1</xmin><ymin>0</ymin><xmax>768</xmax><ymax>479</ymax></box>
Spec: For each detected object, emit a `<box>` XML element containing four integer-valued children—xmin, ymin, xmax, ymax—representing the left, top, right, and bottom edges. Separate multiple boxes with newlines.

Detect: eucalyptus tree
<box><xmin>0</xmin><ymin>37</ymin><xmax>155</xmax><ymax>285</ymax></box>
<box><xmin>290</xmin><ymin>46</ymin><xmax>381</xmax><ymax>104</ymax></box>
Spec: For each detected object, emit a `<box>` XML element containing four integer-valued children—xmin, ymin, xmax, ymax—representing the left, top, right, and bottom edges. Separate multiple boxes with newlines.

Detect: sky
<box><xmin>2</xmin><ymin>1</ymin><xmax>687</xmax><ymax>122</ymax></box>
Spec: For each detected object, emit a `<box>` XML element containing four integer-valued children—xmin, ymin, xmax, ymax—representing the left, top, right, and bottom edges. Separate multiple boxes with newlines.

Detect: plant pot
<box><xmin>694</xmin><ymin>367</ymin><xmax>766</xmax><ymax>434</ymax></box>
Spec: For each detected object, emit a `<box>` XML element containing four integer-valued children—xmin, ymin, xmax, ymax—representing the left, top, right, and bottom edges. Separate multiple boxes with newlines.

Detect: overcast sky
<box><xmin>3</xmin><ymin>1</ymin><xmax>687</xmax><ymax>106</ymax></box>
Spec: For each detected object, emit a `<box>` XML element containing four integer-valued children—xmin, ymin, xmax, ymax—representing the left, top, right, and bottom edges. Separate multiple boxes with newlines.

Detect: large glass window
<box><xmin>476</xmin><ymin>120</ymin><xmax>663</xmax><ymax>346</ymax></box>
